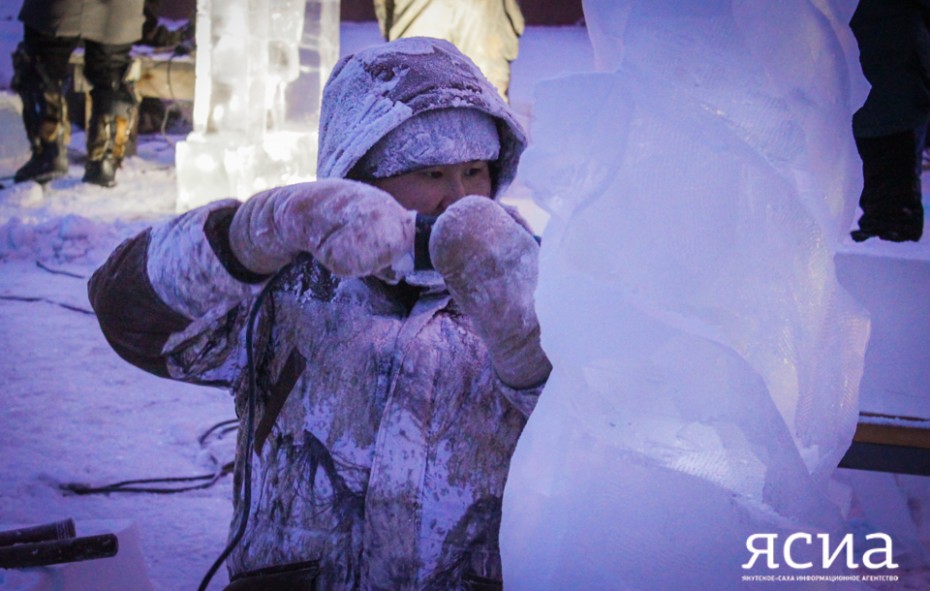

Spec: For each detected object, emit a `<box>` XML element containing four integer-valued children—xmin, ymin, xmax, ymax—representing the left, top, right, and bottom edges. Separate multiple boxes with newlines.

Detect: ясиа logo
<box><xmin>742</xmin><ymin>533</ymin><xmax>899</xmax><ymax>570</ymax></box>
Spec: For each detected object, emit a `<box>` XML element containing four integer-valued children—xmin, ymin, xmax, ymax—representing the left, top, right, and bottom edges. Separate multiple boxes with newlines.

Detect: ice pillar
<box><xmin>175</xmin><ymin>0</ymin><xmax>341</xmax><ymax>212</ymax></box>
<box><xmin>501</xmin><ymin>1</ymin><xmax>873</xmax><ymax>589</ymax></box>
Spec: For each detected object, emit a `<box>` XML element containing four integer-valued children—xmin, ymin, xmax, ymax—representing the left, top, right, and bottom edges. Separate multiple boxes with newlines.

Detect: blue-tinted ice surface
<box><xmin>502</xmin><ymin>1</ymin><xmax>881</xmax><ymax>588</ymax></box>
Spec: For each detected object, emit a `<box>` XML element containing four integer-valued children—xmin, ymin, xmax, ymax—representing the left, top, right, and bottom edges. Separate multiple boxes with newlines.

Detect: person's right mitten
<box><xmin>229</xmin><ymin>178</ymin><xmax>415</xmax><ymax>278</ymax></box>
<box><xmin>429</xmin><ymin>196</ymin><xmax>552</xmax><ymax>389</ymax></box>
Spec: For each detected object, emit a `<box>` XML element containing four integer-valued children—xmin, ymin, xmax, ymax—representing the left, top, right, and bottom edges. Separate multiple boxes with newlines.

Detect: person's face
<box><xmin>371</xmin><ymin>160</ymin><xmax>493</xmax><ymax>216</ymax></box>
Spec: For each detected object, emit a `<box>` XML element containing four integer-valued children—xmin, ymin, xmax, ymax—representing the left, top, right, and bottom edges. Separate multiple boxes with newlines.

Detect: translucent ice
<box><xmin>176</xmin><ymin>0</ymin><xmax>340</xmax><ymax>211</ymax></box>
<box><xmin>501</xmin><ymin>1</ymin><xmax>872</xmax><ymax>589</ymax></box>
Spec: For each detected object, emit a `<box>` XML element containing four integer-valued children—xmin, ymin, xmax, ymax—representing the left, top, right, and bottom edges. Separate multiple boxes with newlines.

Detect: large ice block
<box><xmin>176</xmin><ymin>0</ymin><xmax>340</xmax><ymax>211</ymax></box>
<box><xmin>501</xmin><ymin>1</ymin><xmax>874</xmax><ymax>589</ymax></box>
<box><xmin>175</xmin><ymin>129</ymin><xmax>317</xmax><ymax>207</ymax></box>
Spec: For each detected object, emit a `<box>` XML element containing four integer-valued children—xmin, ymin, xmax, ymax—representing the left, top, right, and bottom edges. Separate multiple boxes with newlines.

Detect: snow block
<box><xmin>0</xmin><ymin>93</ymin><xmax>30</xmax><ymax>178</ymax></box>
<box><xmin>835</xmin><ymin>251</ymin><xmax>930</xmax><ymax>419</ymax></box>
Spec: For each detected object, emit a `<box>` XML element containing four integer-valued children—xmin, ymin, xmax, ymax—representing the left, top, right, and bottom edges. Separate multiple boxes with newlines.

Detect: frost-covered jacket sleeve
<box><xmin>88</xmin><ymin>199</ymin><xmax>265</xmax><ymax>384</ymax></box>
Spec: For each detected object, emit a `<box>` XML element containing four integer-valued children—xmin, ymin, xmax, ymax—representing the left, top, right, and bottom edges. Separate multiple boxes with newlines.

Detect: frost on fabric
<box><xmin>356</xmin><ymin>108</ymin><xmax>500</xmax><ymax>180</ymax></box>
<box><xmin>316</xmin><ymin>38</ymin><xmax>526</xmax><ymax>199</ymax></box>
<box><xmin>212</xmin><ymin>258</ymin><xmax>533</xmax><ymax>589</ymax></box>
<box><xmin>147</xmin><ymin>199</ymin><xmax>260</xmax><ymax>321</ymax></box>
<box><xmin>501</xmin><ymin>1</ymin><xmax>871</xmax><ymax>590</ymax></box>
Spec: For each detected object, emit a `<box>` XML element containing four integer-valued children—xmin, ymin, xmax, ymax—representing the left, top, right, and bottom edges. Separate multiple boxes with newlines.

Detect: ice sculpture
<box><xmin>175</xmin><ymin>0</ymin><xmax>340</xmax><ymax>212</ymax></box>
<box><xmin>501</xmin><ymin>1</ymin><xmax>874</xmax><ymax>589</ymax></box>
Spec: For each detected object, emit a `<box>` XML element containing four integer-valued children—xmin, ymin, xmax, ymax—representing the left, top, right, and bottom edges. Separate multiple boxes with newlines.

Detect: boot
<box><xmin>14</xmin><ymin>134</ymin><xmax>69</xmax><ymax>184</ymax></box>
<box><xmin>11</xmin><ymin>44</ymin><xmax>70</xmax><ymax>184</ymax></box>
<box><xmin>83</xmin><ymin>157</ymin><xmax>117</xmax><ymax>188</ymax></box>
<box><xmin>82</xmin><ymin>83</ymin><xmax>137</xmax><ymax>188</ymax></box>
<box><xmin>851</xmin><ymin>131</ymin><xmax>924</xmax><ymax>242</ymax></box>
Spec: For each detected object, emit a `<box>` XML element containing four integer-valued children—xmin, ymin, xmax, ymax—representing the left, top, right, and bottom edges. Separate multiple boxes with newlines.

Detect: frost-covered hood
<box><xmin>317</xmin><ymin>37</ymin><xmax>527</xmax><ymax>198</ymax></box>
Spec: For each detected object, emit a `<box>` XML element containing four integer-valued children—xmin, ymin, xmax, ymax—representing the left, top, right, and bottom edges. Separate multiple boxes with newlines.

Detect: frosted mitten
<box><xmin>229</xmin><ymin>179</ymin><xmax>415</xmax><ymax>277</ymax></box>
<box><xmin>430</xmin><ymin>196</ymin><xmax>552</xmax><ymax>389</ymax></box>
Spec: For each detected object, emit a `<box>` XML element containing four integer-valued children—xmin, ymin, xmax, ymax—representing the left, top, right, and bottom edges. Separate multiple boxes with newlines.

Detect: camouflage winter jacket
<box><xmin>88</xmin><ymin>38</ymin><xmax>540</xmax><ymax>590</ymax></box>
<box><xmin>88</xmin><ymin>207</ymin><xmax>541</xmax><ymax>589</ymax></box>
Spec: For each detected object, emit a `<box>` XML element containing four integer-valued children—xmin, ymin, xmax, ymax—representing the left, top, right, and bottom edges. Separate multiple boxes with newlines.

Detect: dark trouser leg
<box><xmin>12</xmin><ymin>26</ymin><xmax>77</xmax><ymax>183</ymax></box>
<box><xmin>81</xmin><ymin>40</ymin><xmax>137</xmax><ymax>188</ymax></box>
<box><xmin>851</xmin><ymin>131</ymin><xmax>925</xmax><ymax>243</ymax></box>
<box><xmin>849</xmin><ymin>1</ymin><xmax>928</xmax><ymax>242</ymax></box>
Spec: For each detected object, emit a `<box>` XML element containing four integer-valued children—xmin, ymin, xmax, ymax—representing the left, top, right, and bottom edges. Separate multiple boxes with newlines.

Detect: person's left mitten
<box><xmin>429</xmin><ymin>196</ymin><xmax>552</xmax><ymax>389</ymax></box>
<box><xmin>229</xmin><ymin>179</ymin><xmax>416</xmax><ymax>277</ymax></box>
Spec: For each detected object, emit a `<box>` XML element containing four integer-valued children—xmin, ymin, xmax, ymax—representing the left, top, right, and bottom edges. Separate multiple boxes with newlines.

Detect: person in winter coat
<box><xmin>12</xmin><ymin>0</ymin><xmax>148</xmax><ymax>187</ymax></box>
<box><xmin>88</xmin><ymin>37</ymin><xmax>551</xmax><ymax>591</ymax></box>
<box><xmin>373</xmin><ymin>0</ymin><xmax>524</xmax><ymax>100</ymax></box>
<box><xmin>848</xmin><ymin>0</ymin><xmax>929</xmax><ymax>242</ymax></box>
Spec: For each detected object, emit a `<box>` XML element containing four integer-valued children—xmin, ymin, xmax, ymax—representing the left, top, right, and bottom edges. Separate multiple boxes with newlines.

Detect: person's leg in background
<box><xmin>12</xmin><ymin>25</ymin><xmax>78</xmax><ymax>183</ymax></box>
<box><xmin>850</xmin><ymin>1</ymin><xmax>929</xmax><ymax>243</ymax></box>
<box><xmin>446</xmin><ymin>0</ymin><xmax>521</xmax><ymax>101</ymax></box>
<box><xmin>374</xmin><ymin>0</ymin><xmax>522</xmax><ymax>101</ymax></box>
<box><xmin>81</xmin><ymin>39</ymin><xmax>138</xmax><ymax>188</ymax></box>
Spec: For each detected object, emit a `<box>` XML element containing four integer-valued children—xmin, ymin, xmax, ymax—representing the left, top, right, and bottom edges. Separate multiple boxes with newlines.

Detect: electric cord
<box><xmin>60</xmin><ymin>418</ymin><xmax>238</xmax><ymax>495</ymax></box>
<box><xmin>158</xmin><ymin>48</ymin><xmax>184</xmax><ymax>143</ymax></box>
<box><xmin>45</xmin><ymin>261</ymin><xmax>286</xmax><ymax>588</ymax></box>
<box><xmin>0</xmin><ymin>262</ymin><xmax>94</xmax><ymax>314</ymax></box>
<box><xmin>199</xmin><ymin>418</ymin><xmax>239</xmax><ymax>444</ymax></box>
<box><xmin>138</xmin><ymin>39</ymin><xmax>192</xmax><ymax>146</ymax></box>
<box><xmin>197</xmin><ymin>265</ymin><xmax>289</xmax><ymax>591</ymax></box>
<box><xmin>0</xmin><ymin>294</ymin><xmax>94</xmax><ymax>315</ymax></box>
<box><xmin>63</xmin><ymin>464</ymin><xmax>232</xmax><ymax>495</ymax></box>
<box><xmin>35</xmin><ymin>260</ymin><xmax>85</xmax><ymax>278</ymax></box>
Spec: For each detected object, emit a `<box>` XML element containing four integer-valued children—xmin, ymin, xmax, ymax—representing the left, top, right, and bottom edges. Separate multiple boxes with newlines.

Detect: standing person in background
<box><xmin>849</xmin><ymin>0</ymin><xmax>929</xmax><ymax>243</ymax></box>
<box><xmin>12</xmin><ymin>0</ymin><xmax>147</xmax><ymax>187</ymax></box>
<box><xmin>373</xmin><ymin>0</ymin><xmax>524</xmax><ymax>100</ymax></box>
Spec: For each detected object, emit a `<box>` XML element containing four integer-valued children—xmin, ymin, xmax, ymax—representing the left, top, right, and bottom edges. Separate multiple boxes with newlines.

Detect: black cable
<box><xmin>62</xmin><ymin>464</ymin><xmax>231</xmax><ymax>495</ymax></box>
<box><xmin>198</xmin><ymin>418</ymin><xmax>239</xmax><ymax>445</ymax></box>
<box><xmin>158</xmin><ymin>44</ymin><xmax>191</xmax><ymax>144</ymax></box>
<box><xmin>197</xmin><ymin>266</ymin><xmax>288</xmax><ymax>591</ymax></box>
<box><xmin>35</xmin><ymin>261</ymin><xmax>85</xmax><ymax>279</ymax></box>
<box><xmin>159</xmin><ymin>52</ymin><xmax>178</xmax><ymax>142</ymax></box>
<box><xmin>0</xmin><ymin>294</ymin><xmax>95</xmax><ymax>315</ymax></box>
<box><xmin>45</xmin><ymin>259</ymin><xmax>287</xmax><ymax>587</ymax></box>
<box><xmin>59</xmin><ymin>417</ymin><xmax>238</xmax><ymax>495</ymax></box>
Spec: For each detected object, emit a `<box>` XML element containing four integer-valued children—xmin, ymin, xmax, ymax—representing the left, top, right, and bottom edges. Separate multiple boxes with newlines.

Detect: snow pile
<box><xmin>0</xmin><ymin>94</ymin><xmax>29</xmax><ymax>175</ymax></box>
<box><xmin>0</xmin><ymin>211</ymin><xmax>114</xmax><ymax>262</ymax></box>
<box><xmin>502</xmin><ymin>1</ymin><xmax>875</xmax><ymax>589</ymax></box>
<box><xmin>0</xmin><ymin>90</ymin><xmax>183</xmax><ymax>265</ymax></box>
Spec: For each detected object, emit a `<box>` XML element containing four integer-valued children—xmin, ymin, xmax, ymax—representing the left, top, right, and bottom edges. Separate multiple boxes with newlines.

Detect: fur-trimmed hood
<box><xmin>317</xmin><ymin>37</ymin><xmax>527</xmax><ymax>198</ymax></box>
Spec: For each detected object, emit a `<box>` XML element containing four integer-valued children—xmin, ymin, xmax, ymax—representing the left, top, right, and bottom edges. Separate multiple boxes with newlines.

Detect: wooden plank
<box><xmin>853</xmin><ymin>412</ymin><xmax>930</xmax><ymax>449</ymax></box>
<box><xmin>0</xmin><ymin>534</ymin><xmax>118</xmax><ymax>569</ymax></box>
<box><xmin>840</xmin><ymin>442</ymin><xmax>930</xmax><ymax>476</ymax></box>
<box><xmin>840</xmin><ymin>412</ymin><xmax>930</xmax><ymax>475</ymax></box>
<box><xmin>69</xmin><ymin>50</ymin><xmax>195</xmax><ymax>101</ymax></box>
<box><xmin>0</xmin><ymin>519</ymin><xmax>75</xmax><ymax>548</ymax></box>
<box><xmin>134</xmin><ymin>54</ymin><xmax>195</xmax><ymax>101</ymax></box>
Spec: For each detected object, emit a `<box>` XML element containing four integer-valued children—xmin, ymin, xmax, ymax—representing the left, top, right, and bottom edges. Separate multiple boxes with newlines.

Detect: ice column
<box><xmin>501</xmin><ymin>1</ymin><xmax>873</xmax><ymax>589</ymax></box>
<box><xmin>175</xmin><ymin>0</ymin><xmax>340</xmax><ymax>212</ymax></box>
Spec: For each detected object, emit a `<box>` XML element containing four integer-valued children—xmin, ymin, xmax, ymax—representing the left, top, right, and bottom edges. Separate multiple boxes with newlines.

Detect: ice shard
<box><xmin>501</xmin><ymin>1</ymin><xmax>874</xmax><ymax>589</ymax></box>
<box><xmin>175</xmin><ymin>0</ymin><xmax>340</xmax><ymax>212</ymax></box>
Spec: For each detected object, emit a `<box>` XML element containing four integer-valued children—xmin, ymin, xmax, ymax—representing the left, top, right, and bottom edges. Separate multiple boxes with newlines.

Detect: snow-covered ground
<box><xmin>1</xmin><ymin>5</ymin><xmax>929</xmax><ymax>591</ymax></box>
